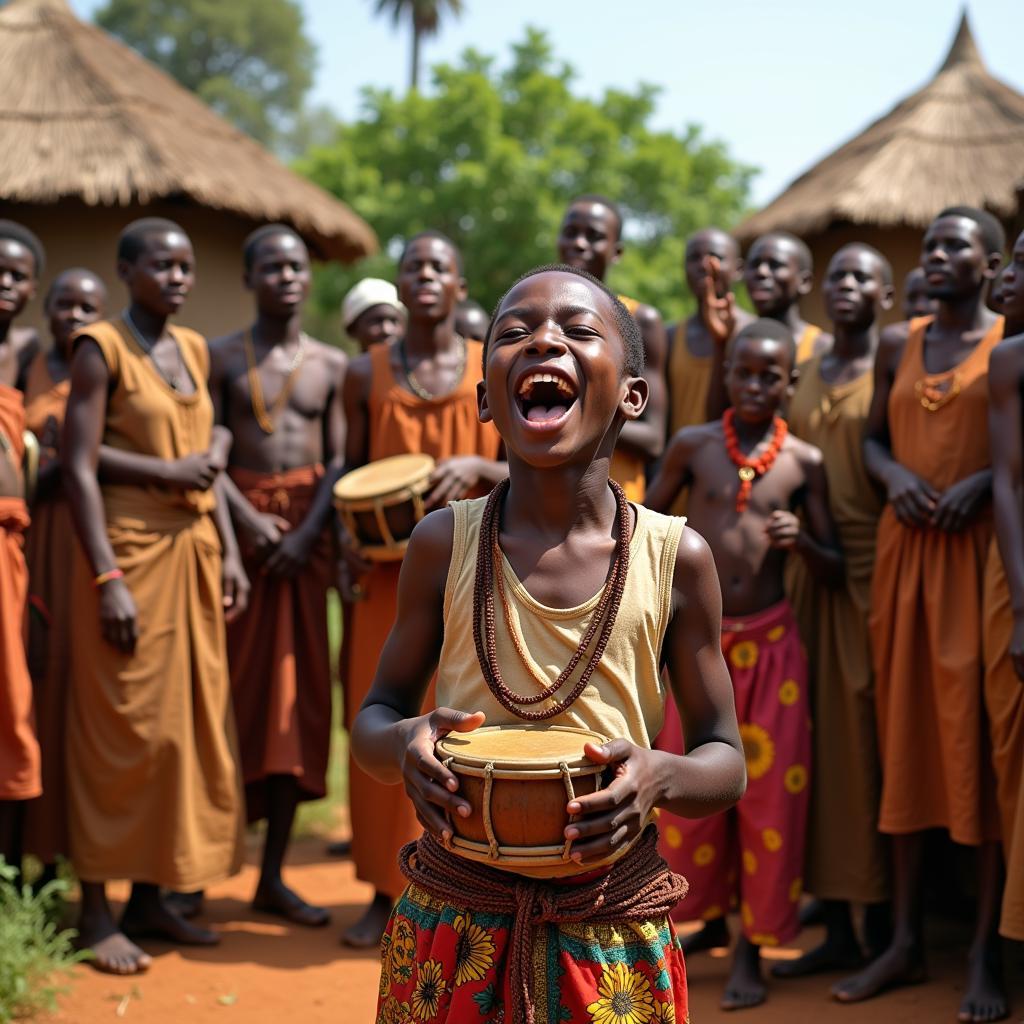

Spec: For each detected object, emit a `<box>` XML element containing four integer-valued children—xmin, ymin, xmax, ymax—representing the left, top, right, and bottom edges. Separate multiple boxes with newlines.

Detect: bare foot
<box><xmin>681</xmin><ymin>916</ymin><xmax>730</xmax><ymax>955</ymax></box>
<box><xmin>832</xmin><ymin>941</ymin><xmax>925</xmax><ymax>1003</ymax></box>
<box><xmin>121</xmin><ymin>893</ymin><xmax>219</xmax><ymax>946</ymax></box>
<box><xmin>325</xmin><ymin>839</ymin><xmax>352</xmax><ymax>858</ymax></box>
<box><xmin>164</xmin><ymin>890</ymin><xmax>203</xmax><ymax>920</ymax></box>
<box><xmin>771</xmin><ymin>934</ymin><xmax>863</xmax><ymax>978</ymax></box>
<box><xmin>252</xmin><ymin>878</ymin><xmax>329</xmax><ymax>928</ymax></box>
<box><xmin>721</xmin><ymin>937</ymin><xmax>766</xmax><ymax>1011</ymax></box>
<box><xmin>957</xmin><ymin>949</ymin><xmax>1007</xmax><ymax>1022</ymax></box>
<box><xmin>77</xmin><ymin>924</ymin><xmax>152</xmax><ymax>975</ymax></box>
<box><xmin>341</xmin><ymin>892</ymin><xmax>393</xmax><ymax>948</ymax></box>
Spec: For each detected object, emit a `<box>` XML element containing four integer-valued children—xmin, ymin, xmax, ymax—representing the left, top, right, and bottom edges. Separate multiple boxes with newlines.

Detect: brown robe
<box><xmin>0</xmin><ymin>383</ymin><xmax>40</xmax><ymax>802</ymax></box>
<box><xmin>786</xmin><ymin>354</ymin><xmax>888</xmax><ymax>902</ymax></box>
<box><xmin>67</xmin><ymin>318</ymin><xmax>243</xmax><ymax>888</ymax></box>
<box><xmin>347</xmin><ymin>340</ymin><xmax>500</xmax><ymax>897</ymax></box>
<box><xmin>666</xmin><ymin>321</ymin><xmax>712</xmax><ymax>516</ymax></box>
<box><xmin>227</xmin><ymin>463</ymin><xmax>333</xmax><ymax>822</ymax></box>
<box><xmin>870</xmin><ymin>316</ymin><xmax>1002</xmax><ymax>845</ymax></box>
<box><xmin>22</xmin><ymin>354</ymin><xmax>73</xmax><ymax>860</ymax></box>
<box><xmin>982</xmin><ymin>543</ymin><xmax>1024</xmax><ymax>938</ymax></box>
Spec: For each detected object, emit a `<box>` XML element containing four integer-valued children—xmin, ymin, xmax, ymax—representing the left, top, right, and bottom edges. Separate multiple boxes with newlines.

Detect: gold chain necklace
<box><xmin>245</xmin><ymin>329</ymin><xmax>307</xmax><ymax>434</ymax></box>
<box><xmin>399</xmin><ymin>334</ymin><xmax>466</xmax><ymax>400</ymax></box>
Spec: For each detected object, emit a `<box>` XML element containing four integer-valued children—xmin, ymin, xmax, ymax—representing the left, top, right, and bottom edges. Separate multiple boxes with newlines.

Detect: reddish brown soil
<box><xmin>52</xmin><ymin>835</ymin><xmax>1023</xmax><ymax>1023</ymax></box>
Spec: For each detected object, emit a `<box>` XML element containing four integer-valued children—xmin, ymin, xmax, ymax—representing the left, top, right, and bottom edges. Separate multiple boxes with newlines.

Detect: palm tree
<box><xmin>372</xmin><ymin>0</ymin><xmax>465</xmax><ymax>92</ymax></box>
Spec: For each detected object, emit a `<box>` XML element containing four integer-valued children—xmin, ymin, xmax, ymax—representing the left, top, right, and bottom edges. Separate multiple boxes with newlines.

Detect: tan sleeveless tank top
<box><xmin>438</xmin><ymin>497</ymin><xmax>685</xmax><ymax>747</ymax></box>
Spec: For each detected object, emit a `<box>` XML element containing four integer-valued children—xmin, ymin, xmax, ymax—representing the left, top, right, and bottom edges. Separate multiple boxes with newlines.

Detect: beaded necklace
<box><xmin>472</xmin><ymin>478</ymin><xmax>631</xmax><ymax>721</ymax></box>
<box><xmin>722</xmin><ymin>407</ymin><xmax>788</xmax><ymax>512</ymax></box>
<box><xmin>244</xmin><ymin>328</ymin><xmax>307</xmax><ymax>435</ymax></box>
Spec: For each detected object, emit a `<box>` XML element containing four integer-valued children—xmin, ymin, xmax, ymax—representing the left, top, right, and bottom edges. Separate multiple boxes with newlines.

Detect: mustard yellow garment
<box><xmin>785</xmin><ymin>353</ymin><xmax>887</xmax><ymax>902</ymax></box>
<box><xmin>67</xmin><ymin>318</ymin><xmax>244</xmax><ymax>888</ymax></box>
<box><xmin>438</xmin><ymin>497</ymin><xmax>684</xmax><ymax>748</ymax></box>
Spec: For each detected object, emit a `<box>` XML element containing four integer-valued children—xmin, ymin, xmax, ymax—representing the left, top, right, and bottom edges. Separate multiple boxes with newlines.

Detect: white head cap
<box><xmin>342</xmin><ymin>278</ymin><xmax>405</xmax><ymax>331</ymax></box>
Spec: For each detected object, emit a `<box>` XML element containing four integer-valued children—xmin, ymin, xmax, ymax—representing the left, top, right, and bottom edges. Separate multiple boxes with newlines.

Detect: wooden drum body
<box><xmin>436</xmin><ymin>725</ymin><xmax>618</xmax><ymax>876</ymax></box>
<box><xmin>333</xmin><ymin>453</ymin><xmax>435</xmax><ymax>561</ymax></box>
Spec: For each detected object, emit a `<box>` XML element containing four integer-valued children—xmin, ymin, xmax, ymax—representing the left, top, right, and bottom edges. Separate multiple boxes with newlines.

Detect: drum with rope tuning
<box><xmin>435</xmin><ymin>724</ymin><xmax>639</xmax><ymax>877</ymax></box>
<box><xmin>333</xmin><ymin>452</ymin><xmax>435</xmax><ymax>561</ymax></box>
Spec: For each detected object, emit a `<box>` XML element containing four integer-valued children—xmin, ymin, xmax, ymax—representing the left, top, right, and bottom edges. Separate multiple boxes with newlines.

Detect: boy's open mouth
<box><xmin>515</xmin><ymin>371</ymin><xmax>579</xmax><ymax>426</ymax></box>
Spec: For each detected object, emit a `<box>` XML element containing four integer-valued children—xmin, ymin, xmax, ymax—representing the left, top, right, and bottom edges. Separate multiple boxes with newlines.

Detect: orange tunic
<box><xmin>666</xmin><ymin>320</ymin><xmax>713</xmax><ymax>516</ymax></box>
<box><xmin>67</xmin><ymin>318</ymin><xmax>244</xmax><ymax>888</ymax></box>
<box><xmin>0</xmin><ymin>384</ymin><xmax>40</xmax><ymax>801</ymax></box>
<box><xmin>347</xmin><ymin>341</ymin><xmax>500</xmax><ymax>898</ymax></box>
<box><xmin>227</xmin><ymin>463</ymin><xmax>334</xmax><ymax>823</ymax></box>
<box><xmin>870</xmin><ymin>316</ymin><xmax>1003</xmax><ymax>845</ymax></box>
<box><xmin>22</xmin><ymin>354</ymin><xmax>74</xmax><ymax>860</ymax></box>
<box><xmin>785</xmin><ymin>355</ymin><xmax>887</xmax><ymax>903</ymax></box>
<box><xmin>982</xmin><ymin>543</ymin><xmax>1024</xmax><ymax>938</ymax></box>
<box><xmin>795</xmin><ymin>324</ymin><xmax>823</xmax><ymax>365</ymax></box>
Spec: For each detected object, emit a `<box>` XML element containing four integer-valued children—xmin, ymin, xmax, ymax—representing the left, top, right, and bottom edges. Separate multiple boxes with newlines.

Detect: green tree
<box><xmin>94</xmin><ymin>0</ymin><xmax>315</xmax><ymax>147</ymax></box>
<box><xmin>298</xmin><ymin>29</ymin><xmax>755</xmax><ymax>347</ymax></box>
<box><xmin>373</xmin><ymin>0</ymin><xmax>465</xmax><ymax>92</ymax></box>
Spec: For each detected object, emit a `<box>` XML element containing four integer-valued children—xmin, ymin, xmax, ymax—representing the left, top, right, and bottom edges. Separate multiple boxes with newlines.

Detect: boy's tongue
<box><xmin>526</xmin><ymin>404</ymin><xmax>568</xmax><ymax>423</ymax></box>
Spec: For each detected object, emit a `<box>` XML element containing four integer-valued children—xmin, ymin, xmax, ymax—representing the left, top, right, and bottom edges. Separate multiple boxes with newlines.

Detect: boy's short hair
<box><xmin>0</xmin><ymin>220</ymin><xmax>45</xmax><ymax>277</ymax></box>
<box><xmin>731</xmin><ymin>317</ymin><xmax>797</xmax><ymax>365</ymax></box>
<box><xmin>833</xmin><ymin>242</ymin><xmax>894</xmax><ymax>287</ymax></box>
<box><xmin>243</xmin><ymin>223</ymin><xmax>307</xmax><ymax>272</ymax></box>
<box><xmin>400</xmin><ymin>230</ymin><xmax>464</xmax><ymax>275</ymax></box>
<box><xmin>567</xmin><ymin>194</ymin><xmax>624</xmax><ymax>238</ymax></box>
<box><xmin>484</xmin><ymin>263</ymin><xmax>644</xmax><ymax>377</ymax></box>
<box><xmin>44</xmin><ymin>267</ymin><xmax>105</xmax><ymax>306</ymax></box>
<box><xmin>117</xmin><ymin>218</ymin><xmax>189</xmax><ymax>265</ymax></box>
<box><xmin>752</xmin><ymin>231</ymin><xmax>813</xmax><ymax>274</ymax></box>
<box><xmin>936</xmin><ymin>205</ymin><xmax>1006</xmax><ymax>256</ymax></box>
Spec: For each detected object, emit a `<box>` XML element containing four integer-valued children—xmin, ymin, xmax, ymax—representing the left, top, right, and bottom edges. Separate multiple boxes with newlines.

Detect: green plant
<box><xmin>0</xmin><ymin>860</ymin><xmax>86</xmax><ymax>1022</ymax></box>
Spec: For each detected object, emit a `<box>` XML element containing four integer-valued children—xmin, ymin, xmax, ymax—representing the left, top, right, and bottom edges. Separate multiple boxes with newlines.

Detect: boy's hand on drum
<box><xmin>397</xmin><ymin>707</ymin><xmax>486</xmax><ymax>840</ymax></box>
<box><xmin>563</xmin><ymin>740</ymin><xmax>660</xmax><ymax>863</ymax></box>
<box><xmin>427</xmin><ymin>456</ymin><xmax>485</xmax><ymax>508</ymax></box>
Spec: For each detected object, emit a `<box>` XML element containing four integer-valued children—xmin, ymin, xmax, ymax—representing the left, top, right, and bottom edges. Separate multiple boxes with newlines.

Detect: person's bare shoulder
<box><xmin>670</xmin><ymin>524</ymin><xmax>718</xmax><ymax>603</ymax></box>
<box><xmin>403</xmin><ymin>505</ymin><xmax>456</xmax><ymax>589</ymax></box>
<box><xmin>667</xmin><ymin>420</ymin><xmax>720</xmax><ymax>456</ymax></box>
<box><xmin>208</xmin><ymin>328</ymin><xmax>246</xmax><ymax>365</ymax></box>
<box><xmin>304</xmin><ymin>335</ymin><xmax>348</xmax><ymax>375</ymax></box>
<box><xmin>810</xmin><ymin>329</ymin><xmax>833</xmax><ymax>358</ymax></box>
<box><xmin>783</xmin><ymin>430</ymin><xmax>825</xmax><ymax>475</ymax></box>
<box><xmin>990</xmin><ymin>332</ymin><xmax>1024</xmax><ymax>377</ymax></box>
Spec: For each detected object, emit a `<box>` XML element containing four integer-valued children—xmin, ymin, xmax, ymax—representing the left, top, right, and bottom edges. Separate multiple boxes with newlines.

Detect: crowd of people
<box><xmin>0</xmin><ymin>194</ymin><xmax>1020</xmax><ymax>1024</ymax></box>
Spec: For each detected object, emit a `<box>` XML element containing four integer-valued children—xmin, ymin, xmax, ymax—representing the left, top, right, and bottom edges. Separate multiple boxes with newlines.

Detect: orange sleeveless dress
<box><xmin>346</xmin><ymin>340</ymin><xmax>500</xmax><ymax>898</ymax></box>
<box><xmin>870</xmin><ymin>316</ymin><xmax>1003</xmax><ymax>845</ymax></box>
<box><xmin>0</xmin><ymin>382</ymin><xmax>39</xmax><ymax>802</ymax></box>
<box><xmin>67</xmin><ymin>318</ymin><xmax>244</xmax><ymax>888</ymax></box>
<box><xmin>22</xmin><ymin>354</ymin><xmax>74</xmax><ymax>860</ymax></box>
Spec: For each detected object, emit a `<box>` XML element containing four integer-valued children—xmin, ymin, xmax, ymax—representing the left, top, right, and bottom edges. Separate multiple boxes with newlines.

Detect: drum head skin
<box><xmin>437</xmin><ymin>724</ymin><xmax>608</xmax><ymax>771</ymax></box>
<box><xmin>333</xmin><ymin>452</ymin><xmax>435</xmax><ymax>501</ymax></box>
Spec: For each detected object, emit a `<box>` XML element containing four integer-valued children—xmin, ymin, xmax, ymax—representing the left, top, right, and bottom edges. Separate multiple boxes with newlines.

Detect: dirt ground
<box><xmin>50</xmin><ymin>829</ymin><xmax>1024</xmax><ymax>1024</ymax></box>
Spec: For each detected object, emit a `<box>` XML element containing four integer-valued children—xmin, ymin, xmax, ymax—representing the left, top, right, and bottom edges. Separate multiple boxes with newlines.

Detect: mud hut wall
<box><xmin>1</xmin><ymin>200</ymin><xmax>255</xmax><ymax>342</ymax></box>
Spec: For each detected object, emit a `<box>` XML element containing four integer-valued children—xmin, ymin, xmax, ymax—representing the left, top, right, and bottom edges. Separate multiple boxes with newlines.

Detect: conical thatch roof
<box><xmin>737</xmin><ymin>13</ymin><xmax>1024</xmax><ymax>242</ymax></box>
<box><xmin>0</xmin><ymin>0</ymin><xmax>376</xmax><ymax>262</ymax></box>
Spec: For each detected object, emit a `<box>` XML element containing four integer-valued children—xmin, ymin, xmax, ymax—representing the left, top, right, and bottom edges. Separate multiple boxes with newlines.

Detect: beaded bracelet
<box><xmin>93</xmin><ymin>568</ymin><xmax>125</xmax><ymax>588</ymax></box>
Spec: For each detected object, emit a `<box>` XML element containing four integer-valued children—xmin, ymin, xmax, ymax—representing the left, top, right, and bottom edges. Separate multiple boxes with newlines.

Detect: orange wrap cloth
<box><xmin>67</xmin><ymin>319</ymin><xmax>244</xmax><ymax>888</ymax></box>
<box><xmin>227</xmin><ymin>463</ymin><xmax>333</xmax><ymax>823</ymax></box>
<box><xmin>22</xmin><ymin>354</ymin><xmax>74</xmax><ymax>860</ymax></box>
<box><xmin>870</xmin><ymin>316</ymin><xmax>1003</xmax><ymax>845</ymax></box>
<box><xmin>785</xmin><ymin>355</ymin><xmax>888</xmax><ymax>903</ymax></box>
<box><xmin>665</xmin><ymin>322</ymin><xmax>713</xmax><ymax>516</ymax></box>
<box><xmin>982</xmin><ymin>542</ymin><xmax>1024</xmax><ymax>939</ymax></box>
<box><xmin>796</xmin><ymin>324</ymin><xmax>824</xmax><ymax>365</ymax></box>
<box><xmin>0</xmin><ymin>380</ymin><xmax>39</xmax><ymax>801</ymax></box>
<box><xmin>346</xmin><ymin>340</ymin><xmax>500</xmax><ymax>898</ymax></box>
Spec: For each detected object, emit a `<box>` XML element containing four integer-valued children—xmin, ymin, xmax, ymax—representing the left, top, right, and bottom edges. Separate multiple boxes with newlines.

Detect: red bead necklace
<box><xmin>722</xmin><ymin>407</ymin><xmax>788</xmax><ymax>512</ymax></box>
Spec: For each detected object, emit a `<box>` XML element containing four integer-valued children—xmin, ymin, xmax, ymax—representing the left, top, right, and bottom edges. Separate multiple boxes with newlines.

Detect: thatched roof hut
<box><xmin>736</xmin><ymin>13</ymin><xmax>1024</xmax><ymax>326</ymax></box>
<box><xmin>0</xmin><ymin>0</ymin><xmax>376</xmax><ymax>336</ymax></box>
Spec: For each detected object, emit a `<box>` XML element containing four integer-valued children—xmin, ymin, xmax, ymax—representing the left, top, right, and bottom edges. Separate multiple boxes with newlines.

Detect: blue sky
<box><xmin>73</xmin><ymin>0</ymin><xmax>1021</xmax><ymax>206</ymax></box>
